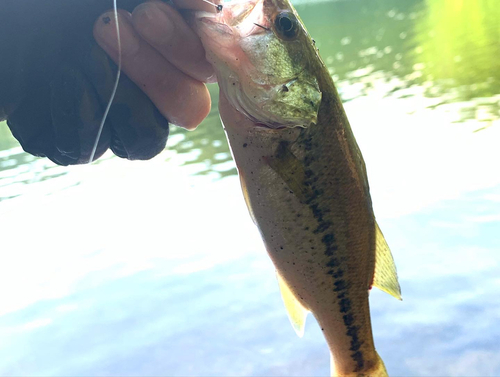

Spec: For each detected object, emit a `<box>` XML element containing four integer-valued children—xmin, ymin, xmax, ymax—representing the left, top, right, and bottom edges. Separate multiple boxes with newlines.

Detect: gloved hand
<box><xmin>0</xmin><ymin>0</ymin><xmax>214</xmax><ymax>165</ymax></box>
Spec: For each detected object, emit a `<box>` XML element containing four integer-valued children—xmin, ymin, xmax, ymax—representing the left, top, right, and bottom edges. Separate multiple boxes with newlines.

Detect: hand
<box><xmin>93</xmin><ymin>1</ymin><xmax>216</xmax><ymax>131</ymax></box>
<box><xmin>0</xmin><ymin>0</ymin><xmax>215</xmax><ymax>165</ymax></box>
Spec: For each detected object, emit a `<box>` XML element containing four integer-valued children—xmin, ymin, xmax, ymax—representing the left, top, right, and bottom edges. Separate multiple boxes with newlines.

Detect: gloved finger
<box><xmin>82</xmin><ymin>41</ymin><xmax>170</xmax><ymax>160</ymax></box>
<box><xmin>7</xmin><ymin>71</ymin><xmax>110</xmax><ymax>166</ymax></box>
<box><xmin>6</xmin><ymin>86</ymin><xmax>54</xmax><ymax>159</ymax></box>
<box><xmin>109</xmin><ymin>74</ymin><xmax>170</xmax><ymax>160</ymax></box>
<box><xmin>49</xmin><ymin>65</ymin><xmax>111</xmax><ymax>164</ymax></box>
<box><xmin>6</xmin><ymin>93</ymin><xmax>79</xmax><ymax>166</ymax></box>
<box><xmin>132</xmin><ymin>1</ymin><xmax>215</xmax><ymax>83</ymax></box>
<box><xmin>93</xmin><ymin>10</ymin><xmax>211</xmax><ymax>130</ymax></box>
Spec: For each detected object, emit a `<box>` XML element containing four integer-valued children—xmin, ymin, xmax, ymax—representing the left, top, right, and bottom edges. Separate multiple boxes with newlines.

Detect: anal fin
<box><xmin>276</xmin><ymin>271</ymin><xmax>309</xmax><ymax>337</ymax></box>
<box><xmin>239</xmin><ymin>173</ymin><xmax>257</xmax><ymax>224</ymax></box>
<box><xmin>372</xmin><ymin>222</ymin><xmax>402</xmax><ymax>300</ymax></box>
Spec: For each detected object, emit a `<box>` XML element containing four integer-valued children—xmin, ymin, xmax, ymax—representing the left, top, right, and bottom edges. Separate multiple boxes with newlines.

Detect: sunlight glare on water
<box><xmin>0</xmin><ymin>0</ymin><xmax>499</xmax><ymax>375</ymax></box>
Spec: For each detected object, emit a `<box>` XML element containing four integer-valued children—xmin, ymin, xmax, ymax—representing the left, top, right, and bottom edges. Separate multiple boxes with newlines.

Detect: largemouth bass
<box><xmin>193</xmin><ymin>1</ymin><xmax>401</xmax><ymax>375</ymax></box>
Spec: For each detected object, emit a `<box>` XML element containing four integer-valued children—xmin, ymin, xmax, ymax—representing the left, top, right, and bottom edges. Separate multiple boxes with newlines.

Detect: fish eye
<box><xmin>274</xmin><ymin>11</ymin><xmax>299</xmax><ymax>39</ymax></box>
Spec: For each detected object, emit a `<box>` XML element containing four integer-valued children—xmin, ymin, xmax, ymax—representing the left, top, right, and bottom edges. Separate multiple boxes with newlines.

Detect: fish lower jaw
<box><xmin>223</xmin><ymin>85</ymin><xmax>309</xmax><ymax>129</ymax></box>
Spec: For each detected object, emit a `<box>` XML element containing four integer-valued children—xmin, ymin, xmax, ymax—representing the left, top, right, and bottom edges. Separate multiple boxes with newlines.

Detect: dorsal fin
<box><xmin>372</xmin><ymin>222</ymin><xmax>402</xmax><ymax>300</ymax></box>
<box><xmin>276</xmin><ymin>271</ymin><xmax>309</xmax><ymax>337</ymax></box>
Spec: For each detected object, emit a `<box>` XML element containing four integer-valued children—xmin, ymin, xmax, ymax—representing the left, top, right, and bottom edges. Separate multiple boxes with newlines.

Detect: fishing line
<box><xmin>88</xmin><ymin>0</ymin><xmax>221</xmax><ymax>164</ymax></box>
<box><xmin>201</xmin><ymin>0</ymin><xmax>224</xmax><ymax>11</ymax></box>
<box><xmin>89</xmin><ymin>0</ymin><xmax>122</xmax><ymax>163</ymax></box>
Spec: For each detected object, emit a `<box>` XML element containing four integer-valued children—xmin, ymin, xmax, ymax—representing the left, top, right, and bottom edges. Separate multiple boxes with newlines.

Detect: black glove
<box><xmin>0</xmin><ymin>0</ymin><xmax>170</xmax><ymax>165</ymax></box>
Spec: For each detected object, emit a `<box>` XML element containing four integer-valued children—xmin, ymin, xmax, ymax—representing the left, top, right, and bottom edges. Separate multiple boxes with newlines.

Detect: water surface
<box><xmin>1</xmin><ymin>0</ymin><xmax>499</xmax><ymax>375</ymax></box>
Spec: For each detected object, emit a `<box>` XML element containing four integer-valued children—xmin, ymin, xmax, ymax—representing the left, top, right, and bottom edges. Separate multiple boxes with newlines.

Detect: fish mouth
<box><xmin>196</xmin><ymin>0</ymin><xmax>265</xmax><ymax>38</ymax></box>
<box><xmin>224</xmin><ymin>0</ymin><xmax>263</xmax><ymax>29</ymax></box>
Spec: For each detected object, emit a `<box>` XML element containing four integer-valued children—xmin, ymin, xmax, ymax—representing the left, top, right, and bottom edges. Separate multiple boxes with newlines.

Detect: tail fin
<box><xmin>330</xmin><ymin>352</ymin><xmax>388</xmax><ymax>377</ymax></box>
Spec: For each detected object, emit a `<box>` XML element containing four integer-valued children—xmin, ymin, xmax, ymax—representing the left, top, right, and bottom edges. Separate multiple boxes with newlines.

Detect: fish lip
<box><xmin>223</xmin><ymin>0</ymin><xmax>261</xmax><ymax>26</ymax></box>
<box><xmin>194</xmin><ymin>0</ymin><xmax>265</xmax><ymax>37</ymax></box>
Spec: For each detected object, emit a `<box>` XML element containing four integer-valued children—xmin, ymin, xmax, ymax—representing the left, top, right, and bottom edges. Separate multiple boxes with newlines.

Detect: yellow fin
<box><xmin>276</xmin><ymin>271</ymin><xmax>309</xmax><ymax>337</ymax></box>
<box><xmin>239</xmin><ymin>173</ymin><xmax>256</xmax><ymax>224</ymax></box>
<box><xmin>373</xmin><ymin>222</ymin><xmax>402</xmax><ymax>300</ymax></box>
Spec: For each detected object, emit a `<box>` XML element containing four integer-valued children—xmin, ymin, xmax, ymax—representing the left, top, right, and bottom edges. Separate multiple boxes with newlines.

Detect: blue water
<box><xmin>1</xmin><ymin>0</ymin><xmax>499</xmax><ymax>375</ymax></box>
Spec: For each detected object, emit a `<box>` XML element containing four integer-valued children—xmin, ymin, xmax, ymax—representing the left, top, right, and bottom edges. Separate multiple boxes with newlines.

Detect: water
<box><xmin>1</xmin><ymin>0</ymin><xmax>499</xmax><ymax>375</ymax></box>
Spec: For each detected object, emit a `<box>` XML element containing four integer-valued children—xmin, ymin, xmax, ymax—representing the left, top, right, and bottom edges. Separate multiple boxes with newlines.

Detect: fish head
<box><xmin>194</xmin><ymin>0</ymin><xmax>322</xmax><ymax>128</ymax></box>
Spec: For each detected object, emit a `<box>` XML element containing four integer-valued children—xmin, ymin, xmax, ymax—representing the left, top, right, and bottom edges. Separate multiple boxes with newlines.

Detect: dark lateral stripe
<box><xmin>347</xmin><ymin>325</ymin><xmax>362</xmax><ymax>352</ymax></box>
<box><xmin>325</xmin><ymin>246</ymin><xmax>337</xmax><ymax>257</ymax></box>
<box><xmin>301</xmin><ymin>148</ymin><xmax>366</xmax><ymax>371</ymax></box>
<box><xmin>333</xmin><ymin>269</ymin><xmax>344</xmax><ymax>278</ymax></box>
<box><xmin>310</xmin><ymin>203</ymin><xmax>324</xmax><ymax>221</ymax></box>
<box><xmin>336</xmin><ymin>289</ymin><xmax>365</xmax><ymax>368</ymax></box>
<box><xmin>314</xmin><ymin>220</ymin><xmax>332</xmax><ymax>234</ymax></box>
<box><xmin>343</xmin><ymin>313</ymin><xmax>354</xmax><ymax>326</ymax></box>
<box><xmin>339</xmin><ymin>298</ymin><xmax>351</xmax><ymax>313</ymax></box>
<box><xmin>334</xmin><ymin>280</ymin><xmax>347</xmax><ymax>291</ymax></box>
<box><xmin>326</xmin><ymin>258</ymin><xmax>340</xmax><ymax>267</ymax></box>
<box><xmin>322</xmin><ymin>233</ymin><xmax>335</xmax><ymax>245</ymax></box>
<box><xmin>352</xmin><ymin>351</ymin><xmax>365</xmax><ymax>372</ymax></box>
<box><xmin>298</xmin><ymin>127</ymin><xmax>367</xmax><ymax>373</ymax></box>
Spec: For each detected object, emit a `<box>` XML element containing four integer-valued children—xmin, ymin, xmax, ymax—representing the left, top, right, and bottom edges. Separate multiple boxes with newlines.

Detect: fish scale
<box><xmin>194</xmin><ymin>0</ymin><xmax>401</xmax><ymax>375</ymax></box>
<box><xmin>218</xmin><ymin>104</ymin><xmax>382</xmax><ymax>375</ymax></box>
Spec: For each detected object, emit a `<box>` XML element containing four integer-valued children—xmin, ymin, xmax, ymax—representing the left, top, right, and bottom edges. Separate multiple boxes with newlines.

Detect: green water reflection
<box><xmin>168</xmin><ymin>0</ymin><xmax>499</xmax><ymax>175</ymax></box>
<box><xmin>1</xmin><ymin>0</ymin><xmax>499</xmax><ymax>183</ymax></box>
<box><xmin>167</xmin><ymin>84</ymin><xmax>235</xmax><ymax>178</ymax></box>
<box><xmin>0</xmin><ymin>121</ymin><xmax>19</xmax><ymax>151</ymax></box>
<box><xmin>414</xmin><ymin>0</ymin><xmax>500</xmax><ymax>98</ymax></box>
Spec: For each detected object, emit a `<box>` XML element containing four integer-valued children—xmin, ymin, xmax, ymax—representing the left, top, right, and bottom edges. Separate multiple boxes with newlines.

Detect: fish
<box><xmin>192</xmin><ymin>0</ymin><xmax>402</xmax><ymax>376</ymax></box>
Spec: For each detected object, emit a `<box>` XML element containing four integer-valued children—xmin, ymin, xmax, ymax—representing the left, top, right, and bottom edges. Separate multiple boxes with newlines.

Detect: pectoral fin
<box><xmin>276</xmin><ymin>271</ymin><xmax>309</xmax><ymax>337</ymax></box>
<box><xmin>372</xmin><ymin>223</ymin><xmax>402</xmax><ymax>300</ymax></box>
<box><xmin>264</xmin><ymin>141</ymin><xmax>314</xmax><ymax>203</ymax></box>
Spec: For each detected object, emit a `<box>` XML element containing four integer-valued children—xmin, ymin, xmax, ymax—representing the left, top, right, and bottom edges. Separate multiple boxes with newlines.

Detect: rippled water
<box><xmin>1</xmin><ymin>0</ymin><xmax>499</xmax><ymax>375</ymax></box>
